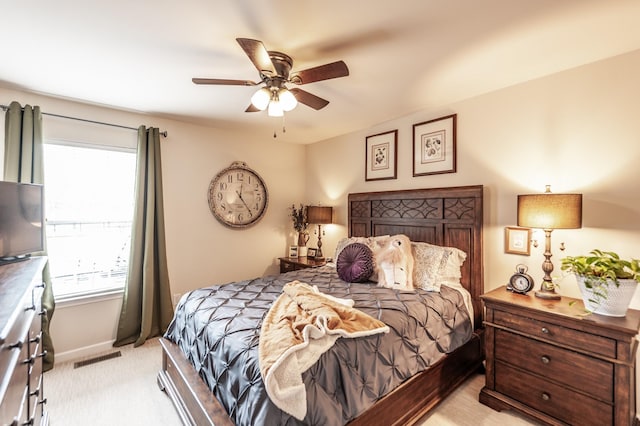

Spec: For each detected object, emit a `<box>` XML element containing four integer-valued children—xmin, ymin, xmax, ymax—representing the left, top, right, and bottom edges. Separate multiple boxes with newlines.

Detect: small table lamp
<box><xmin>517</xmin><ymin>186</ymin><xmax>582</xmax><ymax>299</ymax></box>
<box><xmin>306</xmin><ymin>205</ymin><xmax>332</xmax><ymax>260</ymax></box>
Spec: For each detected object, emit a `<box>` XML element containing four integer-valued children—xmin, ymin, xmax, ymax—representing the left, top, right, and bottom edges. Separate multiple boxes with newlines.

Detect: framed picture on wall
<box><xmin>365</xmin><ymin>129</ymin><xmax>398</xmax><ymax>181</ymax></box>
<box><xmin>412</xmin><ymin>114</ymin><xmax>457</xmax><ymax>176</ymax></box>
<box><xmin>504</xmin><ymin>226</ymin><xmax>531</xmax><ymax>256</ymax></box>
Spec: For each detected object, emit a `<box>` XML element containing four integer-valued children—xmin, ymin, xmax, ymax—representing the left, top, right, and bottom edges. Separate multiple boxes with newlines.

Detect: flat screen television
<box><xmin>0</xmin><ymin>181</ymin><xmax>44</xmax><ymax>263</ymax></box>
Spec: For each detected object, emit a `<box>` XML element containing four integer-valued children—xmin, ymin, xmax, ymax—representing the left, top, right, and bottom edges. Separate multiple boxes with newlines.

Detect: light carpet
<box><xmin>45</xmin><ymin>338</ymin><xmax>539</xmax><ymax>425</ymax></box>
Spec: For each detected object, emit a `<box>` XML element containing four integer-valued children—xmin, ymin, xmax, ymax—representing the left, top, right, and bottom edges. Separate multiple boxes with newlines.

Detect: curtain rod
<box><xmin>1</xmin><ymin>104</ymin><xmax>168</xmax><ymax>137</ymax></box>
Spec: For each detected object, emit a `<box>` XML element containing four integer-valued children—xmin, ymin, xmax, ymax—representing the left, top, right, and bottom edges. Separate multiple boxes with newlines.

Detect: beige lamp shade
<box><xmin>517</xmin><ymin>193</ymin><xmax>582</xmax><ymax>230</ymax></box>
<box><xmin>306</xmin><ymin>206</ymin><xmax>333</xmax><ymax>224</ymax></box>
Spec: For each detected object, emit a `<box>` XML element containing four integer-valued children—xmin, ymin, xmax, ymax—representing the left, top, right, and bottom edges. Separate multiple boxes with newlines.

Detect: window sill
<box><xmin>54</xmin><ymin>288</ymin><xmax>124</xmax><ymax>307</ymax></box>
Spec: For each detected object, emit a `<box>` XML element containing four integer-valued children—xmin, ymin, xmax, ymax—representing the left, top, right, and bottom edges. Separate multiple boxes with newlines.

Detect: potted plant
<box><xmin>561</xmin><ymin>249</ymin><xmax>640</xmax><ymax>317</ymax></box>
<box><xmin>290</xmin><ymin>204</ymin><xmax>309</xmax><ymax>251</ymax></box>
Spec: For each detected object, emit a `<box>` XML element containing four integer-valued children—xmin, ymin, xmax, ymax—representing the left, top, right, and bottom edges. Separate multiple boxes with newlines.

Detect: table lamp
<box><xmin>517</xmin><ymin>186</ymin><xmax>582</xmax><ymax>299</ymax></box>
<box><xmin>306</xmin><ymin>205</ymin><xmax>332</xmax><ymax>260</ymax></box>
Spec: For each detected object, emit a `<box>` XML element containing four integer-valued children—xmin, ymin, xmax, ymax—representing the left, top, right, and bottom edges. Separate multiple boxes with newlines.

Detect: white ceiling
<box><xmin>2</xmin><ymin>0</ymin><xmax>640</xmax><ymax>143</ymax></box>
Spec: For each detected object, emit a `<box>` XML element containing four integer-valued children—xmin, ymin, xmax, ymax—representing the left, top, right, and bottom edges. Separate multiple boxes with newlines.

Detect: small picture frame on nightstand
<box><xmin>307</xmin><ymin>248</ymin><xmax>317</xmax><ymax>258</ymax></box>
<box><xmin>288</xmin><ymin>246</ymin><xmax>298</xmax><ymax>258</ymax></box>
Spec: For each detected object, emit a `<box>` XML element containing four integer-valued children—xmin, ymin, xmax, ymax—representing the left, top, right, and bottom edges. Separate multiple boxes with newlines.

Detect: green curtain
<box><xmin>114</xmin><ymin>126</ymin><xmax>173</xmax><ymax>347</ymax></box>
<box><xmin>3</xmin><ymin>101</ymin><xmax>56</xmax><ymax>371</ymax></box>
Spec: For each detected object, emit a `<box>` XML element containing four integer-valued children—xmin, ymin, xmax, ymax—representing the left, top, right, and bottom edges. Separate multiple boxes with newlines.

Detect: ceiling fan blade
<box><xmin>245</xmin><ymin>104</ymin><xmax>261</xmax><ymax>112</ymax></box>
<box><xmin>192</xmin><ymin>78</ymin><xmax>258</xmax><ymax>86</ymax></box>
<box><xmin>236</xmin><ymin>38</ymin><xmax>277</xmax><ymax>77</ymax></box>
<box><xmin>289</xmin><ymin>61</ymin><xmax>349</xmax><ymax>85</ymax></box>
<box><xmin>289</xmin><ymin>88</ymin><xmax>330</xmax><ymax>110</ymax></box>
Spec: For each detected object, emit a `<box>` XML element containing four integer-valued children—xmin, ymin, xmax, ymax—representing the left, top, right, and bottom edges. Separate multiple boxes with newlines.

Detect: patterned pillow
<box><xmin>412</xmin><ymin>242</ymin><xmax>467</xmax><ymax>291</ymax></box>
<box><xmin>336</xmin><ymin>243</ymin><xmax>374</xmax><ymax>283</ymax></box>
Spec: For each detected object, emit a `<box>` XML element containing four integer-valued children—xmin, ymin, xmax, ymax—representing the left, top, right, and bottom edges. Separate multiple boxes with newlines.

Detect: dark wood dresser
<box><xmin>0</xmin><ymin>257</ymin><xmax>49</xmax><ymax>426</ymax></box>
<box><xmin>480</xmin><ymin>286</ymin><xmax>640</xmax><ymax>426</ymax></box>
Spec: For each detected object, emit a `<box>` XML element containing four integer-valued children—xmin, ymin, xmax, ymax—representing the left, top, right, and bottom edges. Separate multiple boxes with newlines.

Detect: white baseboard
<box><xmin>54</xmin><ymin>340</ymin><xmax>117</xmax><ymax>365</ymax></box>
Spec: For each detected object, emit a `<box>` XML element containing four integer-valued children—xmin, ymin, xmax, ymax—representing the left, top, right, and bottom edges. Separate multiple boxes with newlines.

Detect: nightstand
<box><xmin>279</xmin><ymin>256</ymin><xmax>327</xmax><ymax>273</ymax></box>
<box><xmin>480</xmin><ymin>286</ymin><xmax>640</xmax><ymax>426</ymax></box>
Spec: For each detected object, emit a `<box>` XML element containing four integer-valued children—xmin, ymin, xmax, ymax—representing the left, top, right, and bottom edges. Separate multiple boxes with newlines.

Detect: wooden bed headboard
<box><xmin>348</xmin><ymin>185</ymin><xmax>484</xmax><ymax>328</ymax></box>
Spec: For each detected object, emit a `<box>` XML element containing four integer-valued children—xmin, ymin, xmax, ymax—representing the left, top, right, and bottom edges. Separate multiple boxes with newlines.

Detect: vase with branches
<box><xmin>290</xmin><ymin>204</ymin><xmax>309</xmax><ymax>247</ymax></box>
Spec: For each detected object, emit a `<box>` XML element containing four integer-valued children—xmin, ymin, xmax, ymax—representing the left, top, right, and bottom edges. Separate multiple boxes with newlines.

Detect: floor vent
<box><xmin>73</xmin><ymin>351</ymin><xmax>122</xmax><ymax>369</ymax></box>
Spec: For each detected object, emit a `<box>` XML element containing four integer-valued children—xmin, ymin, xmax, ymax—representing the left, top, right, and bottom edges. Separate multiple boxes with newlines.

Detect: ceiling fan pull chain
<box><xmin>282</xmin><ymin>115</ymin><xmax>286</xmax><ymax>134</ymax></box>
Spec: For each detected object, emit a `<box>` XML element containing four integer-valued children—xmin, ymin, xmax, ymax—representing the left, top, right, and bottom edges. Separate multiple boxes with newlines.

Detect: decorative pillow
<box><xmin>336</xmin><ymin>243</ymin><xmax>374</xmax><ymax>283</ymax></box>
<box><xmin>411</xmin><ymin>242</ymin><xmax>467</xmax><ymax>291</ymax></box>
<box><xmin>375</xmin><ymin>234</ymin><xmax>414</xmax><ymax>290</ymax></box>
<box><xmin>334</xmin><ymin>235</ymin><xmax>389</xmax><ymax>282</ymax></box>
<box><xmin>334</xmin><ymin>235</ymin><xmax>389</xmax><ymax>260</ymax></box>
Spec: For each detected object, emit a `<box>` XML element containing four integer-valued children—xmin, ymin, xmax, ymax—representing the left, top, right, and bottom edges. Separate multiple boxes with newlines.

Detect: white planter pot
<box><xmin>577</xmin><ymin>275</ymin><xmax>638</xmax><ymax>317</ymax></box>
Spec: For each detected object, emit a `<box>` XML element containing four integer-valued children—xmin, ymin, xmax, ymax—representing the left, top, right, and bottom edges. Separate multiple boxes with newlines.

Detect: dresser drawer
<box><xmin>495</xmin><ymin>361</ymin><xmax>612</xmax><ymax>426</ymax></box>
<box><xmin>0</xmin><ymin>307</ymin><xmax>35</xmax><ymax>388</ymax></box>
<box><xmin>493</xmin><ymin>308</ymin><xmax>616</xmax><ymax>358</ymax></box>
<box><xmin>495</xmin><ymin>329</ymin><xmax>613</xmax><ymax>402</ymax></box>
<box><xmin>280</xmin><ymin>261</ymin><xmax>296</xmax><ymax>273</ymax></box>
<box><xmin>0</xmin><ymin>342</ymin><xmax>29</xmax><ymax>425</ymax></box>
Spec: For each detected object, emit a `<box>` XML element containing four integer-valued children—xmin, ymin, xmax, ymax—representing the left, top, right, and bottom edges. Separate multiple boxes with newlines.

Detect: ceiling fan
<box><xmin>192</xmin><ymin>38</ymin><xmax>349</xmax><ymax>116</ymax></box>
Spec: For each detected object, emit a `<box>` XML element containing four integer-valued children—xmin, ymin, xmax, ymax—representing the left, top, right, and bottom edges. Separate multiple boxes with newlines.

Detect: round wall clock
<box><xmin>507</xmin><ymin>264</ymin><xmax>535</xmax><ymax>294</ymax></box>
<box><xmin>208</xmin><ymin>161</ymin><xmax>268</xmax><ymax>228</ymax></box>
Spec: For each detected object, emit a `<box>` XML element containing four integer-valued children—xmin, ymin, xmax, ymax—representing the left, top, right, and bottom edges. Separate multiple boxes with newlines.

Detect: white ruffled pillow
<box><xmin>412</xmin><ymin>242</ymin><xmax>467</xmax><ymax>291</ymax></box>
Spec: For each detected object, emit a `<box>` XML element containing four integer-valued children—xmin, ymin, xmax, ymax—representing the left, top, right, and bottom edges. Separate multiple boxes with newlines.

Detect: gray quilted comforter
<box><xmin>164</xmin><ymin>265</ymin><xmax>472</xmax><ymax>426</ymax></box>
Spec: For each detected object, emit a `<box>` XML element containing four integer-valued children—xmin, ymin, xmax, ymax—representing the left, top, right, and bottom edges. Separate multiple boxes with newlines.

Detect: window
<box><xmin>43</xmin><ymin>142</ymin><xmax>136</xmax><ymax>299</ymax></box>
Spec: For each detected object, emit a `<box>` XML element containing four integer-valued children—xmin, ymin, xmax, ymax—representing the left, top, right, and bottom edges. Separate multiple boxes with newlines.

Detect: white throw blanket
<box><xmin>258</xmin><ymin>281</ymin><xmax>389</xmax><ymax>420</ymax></box>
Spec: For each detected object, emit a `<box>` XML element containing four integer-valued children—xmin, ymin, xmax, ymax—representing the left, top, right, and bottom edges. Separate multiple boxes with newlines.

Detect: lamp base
<box><xmin>535</xmin><ymin>285</ymin><xmax>561</xmax><ymax>300</ymax></box>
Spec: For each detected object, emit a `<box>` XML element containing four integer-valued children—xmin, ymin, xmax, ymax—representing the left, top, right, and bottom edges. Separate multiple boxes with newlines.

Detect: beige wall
<box><xmin>307</xmin><ymin>48</ymin><xmax>640</xmax><ymax>304</ymax></box>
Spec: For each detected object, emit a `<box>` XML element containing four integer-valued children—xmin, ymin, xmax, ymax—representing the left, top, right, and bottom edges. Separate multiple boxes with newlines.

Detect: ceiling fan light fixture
<box><xmin>268</xmin><ymin>99</ymin><xmax>284</xmax><ymax>117</ymax></box>
<box><xmin>279</xmin><ymin>88</ymin><xmax>298</xmax><ymax>112</ymax></box>
<box><xmin>251</xmin><ymin>87</ymin><xmax>271</xmax><ymax>110</ymax></box>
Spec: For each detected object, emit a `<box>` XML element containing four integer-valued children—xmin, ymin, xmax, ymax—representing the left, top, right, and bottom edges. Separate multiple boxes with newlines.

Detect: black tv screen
<box><xmin>0</xmin><ymin>181</ymin><xmax>44</xmax><ymax>261</ymax></box>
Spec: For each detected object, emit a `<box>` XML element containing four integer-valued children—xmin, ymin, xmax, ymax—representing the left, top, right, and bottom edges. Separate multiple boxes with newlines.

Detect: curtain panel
<box><xmin>114</xmin><ymin>126</ymin><xmax>173</xmax><ymax>347</ymax></box>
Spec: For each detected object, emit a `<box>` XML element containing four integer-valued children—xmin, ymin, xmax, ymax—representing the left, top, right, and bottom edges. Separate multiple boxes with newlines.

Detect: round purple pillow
<box><xmin>336</xmin><ymin>243</ymin><xmax>374</xmax><ymax>283</ymax></box>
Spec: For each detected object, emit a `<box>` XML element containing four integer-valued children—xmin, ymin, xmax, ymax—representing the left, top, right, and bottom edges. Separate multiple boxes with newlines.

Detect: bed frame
<box><xmin>158</xmin><ymin>185</ymin><xmax>484</xmax><ymax>426</ymax></box>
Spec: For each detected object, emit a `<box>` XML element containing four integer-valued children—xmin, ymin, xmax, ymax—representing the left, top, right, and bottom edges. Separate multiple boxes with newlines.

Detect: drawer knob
<box><xmin>541</xmin><ymin>327</ymin><xmax>550</xmax><ymax>334</ymax></box>
<box><xmin>541</xmin><ymin>355</ymin><xmax>551</xmax><ymax>364</ymax></box>
<box><xmin>541</xmin><ymin>392</ymin><xmax>551</xmax><ymax>401</ymax></box>
<box><xmin>9</xmin><ymin>341</ymin><xmax>24</xmax><ymax>350</ymax></box>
